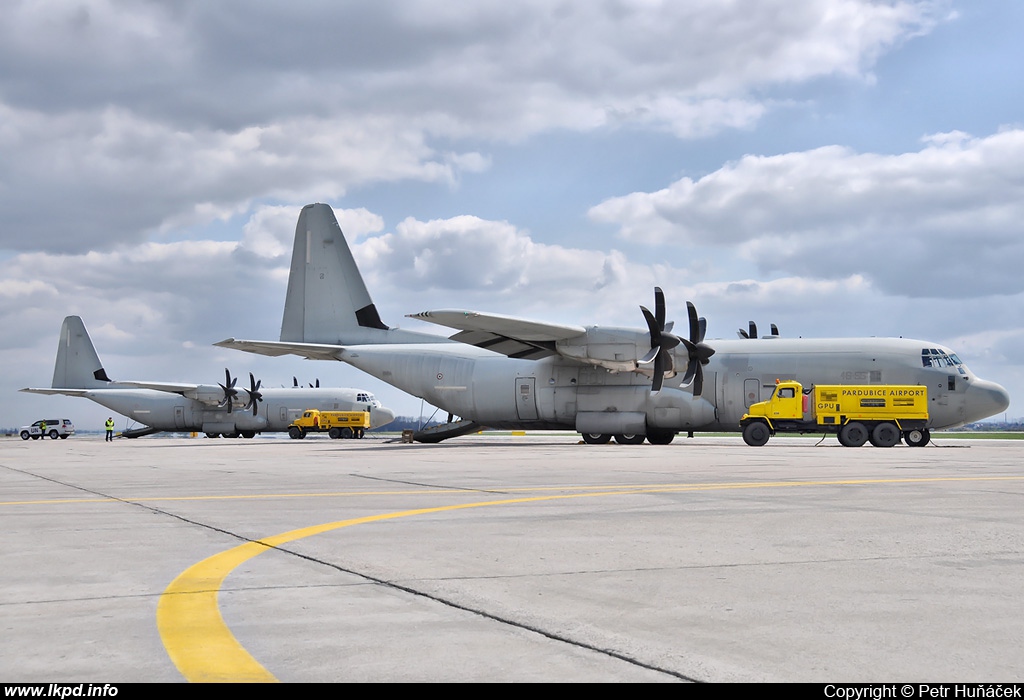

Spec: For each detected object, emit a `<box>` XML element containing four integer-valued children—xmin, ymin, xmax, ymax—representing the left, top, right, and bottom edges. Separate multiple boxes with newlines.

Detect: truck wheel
<box><xmin>839</xmin><ymin>422</ymin><xmax>868</xmax><ymax>447</ymax></box>
<box><xmin>742</xmin><ymin>421</ymin><xmax>771</xmax><ymax>447</ymax></box>
<box><xmin>340</xmin><ymin>427</ymin><xmax>354</xmax><ymax>439</ymax></box>
<box><xmin>288</xmin><ymin>426</ymin><xmax>303</xmax><ymax>440</ymax></box>
<box><xmin>646</xmin><ymin>430</ymin><xmax>675</xmax><ymax>445</ymax></box>
<box><xmin>904</xmin><ymin>428</ymin><xmax>930</xmax><ymax>447</ymax></box>
<box><xmin>614</xmin><ymin>433</ymin><xmax>645</xmax><ymax>445</ymax></box>
<box><xmin>870</xmin><ymin>422</ymin><xmax>900</xmax><ymax>448</ymax></box>
<box><xmin>20</xmin><ymin>431</ymin><xmax>30</xmax><ymax>440</ymax></box>
<box><xmin>328</xmin><ymin>428</ymin><xmax>341</xmax><ymax>439</ymax></box>
<box><xmin>581</xmin><ymin>433</ymin><xmax>611</xmax><ymax>444</ymax></box>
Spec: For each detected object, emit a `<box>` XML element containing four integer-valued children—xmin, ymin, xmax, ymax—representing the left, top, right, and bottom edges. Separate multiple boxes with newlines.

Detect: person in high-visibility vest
<box><xmin>105</xmin><ymin>417</ymin><xmax>115</xmax><ymax>442</ymax></box>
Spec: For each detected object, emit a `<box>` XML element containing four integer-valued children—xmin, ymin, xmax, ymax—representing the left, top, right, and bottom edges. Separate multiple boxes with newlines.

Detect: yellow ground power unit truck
<box><xmin>740</xmin><ymin>381</ymin><xmax>930</xmax><ymax>447</ymax></box>
<box><xmin>287</xmin><ymin>409</ymin><xmax>371</xmax><ymax>439</ymax></box>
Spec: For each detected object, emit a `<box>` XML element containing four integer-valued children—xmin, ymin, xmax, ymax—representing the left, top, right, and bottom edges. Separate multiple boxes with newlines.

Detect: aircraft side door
<box><xmin>744</xmin><ymin>378</ymin><xmax>761</xmax><ymax>408</ymax></box>
<box><xmin>515</xmin><ymin>377</ymin><xmax>539</xmax><ymax>420</ymax></box>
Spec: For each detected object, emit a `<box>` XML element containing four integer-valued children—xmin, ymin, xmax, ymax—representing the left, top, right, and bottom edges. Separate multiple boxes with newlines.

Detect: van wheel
<box><xmin>20</xmin><ymin>431</ymin><xmax>30</xmax><ymax>440</ymax></box>
<box><xmin>870</xmin><ymin>422</ymin><xmax>900</xmax><ymax>447</ymax></box>
<box><xmin>839</xmin><ymin>422</ymin><xmax>868</xmax><ymax>447</ymax></box>
<box><xmin>581</xmin><ymin>433</ymin><xmax>611</xmax><ymax>444</ymax></box>
<box><xmin>614</xmin><ymin>433</ymin><xmax>646</xmax><ymax>445</ymax></box>
<box><xmin>904</xmin><ymin>428</ymin><xmax>930</xmax><ymax>447</ymax></box>
<box><xmin>742</xmin><ymin>421</ymin><xmax>771</xmax><ymax>447</ymax></box>
<box><xmin>48</xmin><ymin>430</ymin><xmax>59</xmax><ymax>439</ymax></box>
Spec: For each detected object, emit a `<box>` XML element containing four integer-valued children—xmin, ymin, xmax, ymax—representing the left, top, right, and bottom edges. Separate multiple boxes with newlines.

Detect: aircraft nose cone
<box><xmin>374</xmin><ymin>406</ymin><xmax>397</xmax><ymax>427</ymax></box>
<box><xmin>965</xmin><ymin>378</ymin><xmax>1010</xmax><ymax>423</ymax></box>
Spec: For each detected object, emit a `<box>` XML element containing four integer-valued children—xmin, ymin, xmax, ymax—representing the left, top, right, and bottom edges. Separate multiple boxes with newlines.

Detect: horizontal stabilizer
<box><xmin>20</xmin><ymin>387</ymin><xmax>92</xmax><ymax>396</ymax></box>
<box><xmin>214</xmin><ymin>338</ymin><xmax>344</xmax><ymax>361</ymax></box>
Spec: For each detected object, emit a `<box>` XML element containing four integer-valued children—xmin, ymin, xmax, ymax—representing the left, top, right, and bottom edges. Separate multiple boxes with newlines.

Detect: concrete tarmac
<box><xmin>2</xmin><ymin>433</ymin><xmax>1023</xmax><ymax>683</ymax></box>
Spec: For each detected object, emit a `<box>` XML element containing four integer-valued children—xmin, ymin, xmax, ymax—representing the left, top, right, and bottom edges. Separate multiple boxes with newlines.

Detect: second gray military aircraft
<box><xmin>23</xmin><ymin>315</ymin><xmax>395</xmax><ymax>438</ymax></box>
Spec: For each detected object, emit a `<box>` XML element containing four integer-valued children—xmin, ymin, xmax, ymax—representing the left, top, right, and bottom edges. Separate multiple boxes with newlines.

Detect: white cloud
<box><xmin>589</xmin><ymin>129</ymin><xmax>1024</xmax><ymax>297</ymax></box>
<box><xmin>0</xmin><ymin>1</ymin><xmax>951</xmax><ymax>253</ymax></box>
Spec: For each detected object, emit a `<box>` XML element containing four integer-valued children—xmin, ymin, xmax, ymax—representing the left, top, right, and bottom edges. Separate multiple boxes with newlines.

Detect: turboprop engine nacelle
<box><xmin>183</xmin><ymin>385</ymin><xmax>228</xmax><ymax>403</ymax></box>
<box><xmin>556</xmin><ymin>327</ymin><xmax>657</xmax><ymax>373</ymax></box>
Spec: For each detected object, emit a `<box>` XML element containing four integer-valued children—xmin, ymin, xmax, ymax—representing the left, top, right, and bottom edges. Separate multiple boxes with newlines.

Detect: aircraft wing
<box><xmin>407</xmin><ymin>310</ymin><xmax>586</xmax><ymax>360</ymax></box>
<box><xmin>116</xmin><ymin>380</ymin><xmax>206</xmax><ymax>394</ymax></box>
<box><xmin>214</xmin><ymin>338</ymin><xmax>345</xmax><ymax>361</ymax></box>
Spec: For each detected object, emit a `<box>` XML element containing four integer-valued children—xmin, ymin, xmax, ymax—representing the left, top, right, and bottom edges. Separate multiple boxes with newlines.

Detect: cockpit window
<box><xmin>922</xmin><ymin>348</ymin><xmax>966</xmax><ymax>375</ymax></box>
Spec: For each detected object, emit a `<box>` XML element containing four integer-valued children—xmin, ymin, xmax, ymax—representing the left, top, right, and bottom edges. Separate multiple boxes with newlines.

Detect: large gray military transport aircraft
<box><xmin>23</xmin><ymin>316</ymin><xmax>395</xmax><ymax>438</ymax></box>
<box><xmin>217</xmin><ymin>203</ymin><xmax>1010</xmax><ymax>444</ymax></box>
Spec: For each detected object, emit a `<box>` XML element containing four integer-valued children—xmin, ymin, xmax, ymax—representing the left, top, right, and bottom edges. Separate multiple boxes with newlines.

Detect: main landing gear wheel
<box><xmin>614</xmin><ymin>433</ymin><xmax>646</xmax><ymax>445</ymax></box>
<box><xmin>742</xmin><ymin>421</ymin><xmax>771</xmax><ymax>447</ymax></box>
<box><xmin>205</xmin><ymin>432</ymin><xmax>219</xmax><ymax>438</ymax></box>
<box><xmin>646</xmin><ymin>430</ymin><xmax>675</xmax><ymax>445</ymax></box>
<box><xmin>838</xmin><ymin>422</ymin><xmax>868</xmax><ymax>447</ymax></box>
<box><xmin>903</xmin><ymin>428</ymin><xmax>930</xmax><ymax>447</ymax></box>
<box><xmin>582</xmin><ymin>433</ymin><xmax>611</xmax><ymax>444</ymax></box>
<box><xmin>870</xmin><ymin>422</ymin><xmax>900</xmax><ymax>448</ymax></box>
<box><xmin>241</xmin><ymin>431</ymin><xmax>256</xmax><ymax>439</ymax></box>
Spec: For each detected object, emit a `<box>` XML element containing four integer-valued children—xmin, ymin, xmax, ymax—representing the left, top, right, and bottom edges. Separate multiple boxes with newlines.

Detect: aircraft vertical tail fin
<box><xmin>280</xmin><ymin>203</ymin><xmax>436</xmax><ymax>345</ymax></box>
<box><xmin>51</xmin><ymin>316</ymin><xmax>113</xmax><ymax>389</ymax></box>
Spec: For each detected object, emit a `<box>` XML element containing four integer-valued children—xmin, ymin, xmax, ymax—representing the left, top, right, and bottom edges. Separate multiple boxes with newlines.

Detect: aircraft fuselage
<box><xmin>80</xmin><ymin>387</ymin><xmax>393</xmax><ymax>435</ymax></box>
<box><xmin>338</xmin><ymin>336</ymin><xmax>1007</xmax><ymax>433</ymax></box>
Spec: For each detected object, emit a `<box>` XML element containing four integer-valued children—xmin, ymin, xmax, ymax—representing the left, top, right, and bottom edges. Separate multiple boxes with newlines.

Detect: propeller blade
<box><xmin>654</xmin><ymin>287</ymin><xmax>666</xmax><ymax>330</ymax></box>
<box><xmin>244</xmin><ymin>372</ymin><xmax>264</xmax><ymax>416</ymax></box>
<box><xmin>638</xmin><ymin>346</ymin><xmax>659</xmax><ymax>366</ymax></box>
<box><xmin>218</xmin><ymin>368</ymin><xmax>239</xmax><ymax>413</ymax></box>
<box><xmin>652</xmin><ymin>351</ymin><xmax>665</xmax><ymax>393</ymax></box>
<box><xmin>682</xmin><ymin>303</ymin><xmax>716</xmax><ymax>396</ymax></box>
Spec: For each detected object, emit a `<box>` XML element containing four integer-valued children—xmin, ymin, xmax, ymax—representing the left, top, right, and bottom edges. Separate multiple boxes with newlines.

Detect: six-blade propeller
<box><xmin>639</xmin><ymin>288</ymin><xmax>717</xmax><ymax>396</ymax></box>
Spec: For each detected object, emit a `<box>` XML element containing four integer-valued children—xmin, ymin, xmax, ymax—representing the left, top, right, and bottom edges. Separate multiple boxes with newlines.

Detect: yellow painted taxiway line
<box><xmin>156</xmin><ymin>474</ymin><xmax>1024</xmax><ymax>682</ymax></box>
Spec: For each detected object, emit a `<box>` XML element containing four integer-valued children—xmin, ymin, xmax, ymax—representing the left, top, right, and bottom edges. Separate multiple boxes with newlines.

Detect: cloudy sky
<box><xmin>3</xmin><ymin>0</ymin><xmax>1022</xmax><ymax>430</ymax></box>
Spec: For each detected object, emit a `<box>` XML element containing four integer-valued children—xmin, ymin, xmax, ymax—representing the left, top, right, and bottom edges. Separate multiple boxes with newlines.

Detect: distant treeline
<box><xmin>369</xmin><ymin>417</ymin><xmax>445</xmax><ymax>432</ymax></box>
